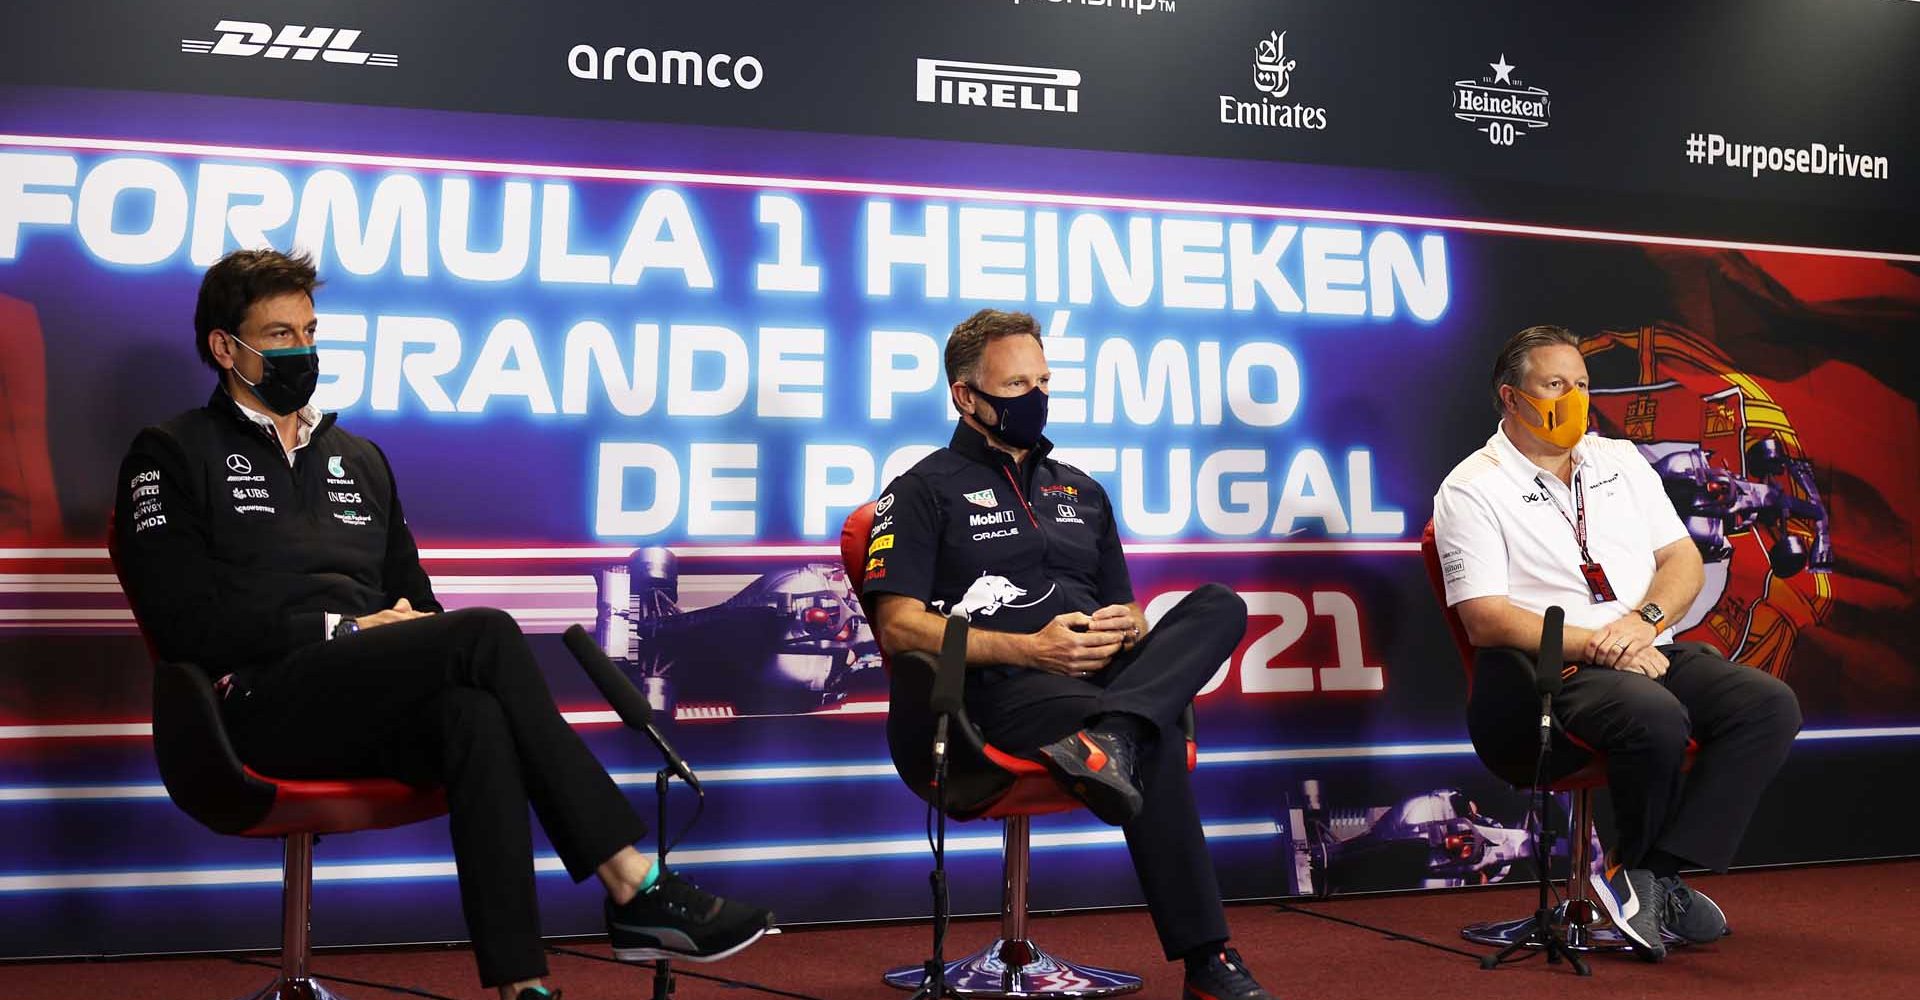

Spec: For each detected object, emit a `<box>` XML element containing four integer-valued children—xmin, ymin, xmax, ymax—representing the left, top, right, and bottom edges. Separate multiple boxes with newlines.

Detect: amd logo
<box><xmin>181</xmin><ymin>20</ymin><xmax>398</xmax><ymax>67</ymax></box>
<box><xmin>916</xmin><ymin>58</ymin><xmax>1080</xmax><ymax>114</ymax></box>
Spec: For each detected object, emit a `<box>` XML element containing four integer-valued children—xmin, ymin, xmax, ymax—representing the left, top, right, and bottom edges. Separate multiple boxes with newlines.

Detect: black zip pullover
<box><xmin>110</xmin><ymin>389</ymin><xmax>440</xmax><ymax>675</ymax></box>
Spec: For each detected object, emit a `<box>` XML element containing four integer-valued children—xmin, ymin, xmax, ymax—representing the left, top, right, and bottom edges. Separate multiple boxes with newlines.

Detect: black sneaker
<box><xmin>1658</xmin><ymin>875</ymin><xmax>1729</xmax><ymax>943</ymax></box>
<box><xmin>1028</xmin><ymin>729</ymin><xmax>1143</xmax><ymax>825</ymax></box>
<box><xmin>1183</xmin><ymin>948</ymin><xmax>1274</xmax><ymax>1000</ymax></box>
<box><xmin>1590</xmin><ymin>856</ymin><xmax>1666</xmax><ymax>961</ymax></box>
<box><xmin>605</xmin><ymin>868</ymin><xmax>774</xmax><ymax>963</ymax></box>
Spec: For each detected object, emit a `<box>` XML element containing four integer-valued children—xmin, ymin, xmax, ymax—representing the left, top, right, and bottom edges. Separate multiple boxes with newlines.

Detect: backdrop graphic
<box><xmin>2</xmin><ymin>0</ymin><xmax>1918</xmax><ymax>965</ymax></box>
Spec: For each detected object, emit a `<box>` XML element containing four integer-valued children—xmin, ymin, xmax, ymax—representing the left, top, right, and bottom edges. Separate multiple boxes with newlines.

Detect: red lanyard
<box><xmin>1534</xmin><ymin>471</ymin><xmax>1594</xmax><ymax>564</ymax></box>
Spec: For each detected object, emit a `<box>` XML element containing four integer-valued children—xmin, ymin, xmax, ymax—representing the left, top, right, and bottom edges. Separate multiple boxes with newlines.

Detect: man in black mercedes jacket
<box><xmin>110</xmin><ymin>249</ymin><xmax>769</xmax><ymax>1000</ymax></box>
<box><xmin>863</xmin><ymin>309</ymin><xmax>1273</xmax><ymax>1000</ymax></box>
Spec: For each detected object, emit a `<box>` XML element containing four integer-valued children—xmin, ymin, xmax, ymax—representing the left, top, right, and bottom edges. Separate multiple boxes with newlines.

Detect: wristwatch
<box><xmin>331</xmin><ymin>616</ymin><xmax>361</xmax><ymax>640</ymax></box>
<box><xmin>1637</xmin><ymin>602</ymin><xmax>1666</xmax><ymax>627</ymax></box>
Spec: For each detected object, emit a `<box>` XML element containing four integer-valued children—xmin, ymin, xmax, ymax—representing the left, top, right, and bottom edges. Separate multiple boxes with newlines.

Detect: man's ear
<box><xmin>951</xmin><ymin>380</ymin><xmax>974</xmax><ymax>416</ymax></box>
<box><xmin>1502</xmin><ymin>384</ymin><xmax>1542</xmax><ymax>426</ymax></box>
<box><xmin>207</xmin><ymin>330</ymin><xmax>235</xmax><ymax>372</ymax></box>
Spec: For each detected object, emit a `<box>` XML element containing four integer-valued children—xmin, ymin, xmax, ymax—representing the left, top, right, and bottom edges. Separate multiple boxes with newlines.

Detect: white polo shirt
<box><xmin>1432</xmin><ymin>425</ymin><xmax>1689</xmax><ymax>636</ymax></box>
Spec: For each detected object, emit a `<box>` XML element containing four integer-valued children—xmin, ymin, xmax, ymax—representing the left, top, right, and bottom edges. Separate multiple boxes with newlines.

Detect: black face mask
<box><xmin>228</xmin><ymin>335</ymin><xmax>320</xmax><ymax>415</ymax></box>
<box><xmin>970</xmin><ymin>384</ymin><xmax>1050</xmax><ymax>449</ymax></box>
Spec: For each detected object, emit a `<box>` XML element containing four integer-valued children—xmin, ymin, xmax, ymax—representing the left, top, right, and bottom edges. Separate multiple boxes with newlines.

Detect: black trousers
<box><xmin>224</xmin><ymin>608</ymin><xmax>648</xmax><ymax>987</ymax></box>
<box><xmin>1467</xmin><ymin>642</ymin><xmax>1802</xmax><ymax>872</ymax></box>
<box><xmin>964</xmin><ymin>583</ymin><xmax>1248</xmax><ymax>961</ymax></box>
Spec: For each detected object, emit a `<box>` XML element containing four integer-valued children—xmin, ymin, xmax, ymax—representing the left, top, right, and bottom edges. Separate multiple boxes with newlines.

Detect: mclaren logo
<box><xmin>181</xmin><ymin>21</ymin><xmax>398</xmax><ymax>67</ymax></box>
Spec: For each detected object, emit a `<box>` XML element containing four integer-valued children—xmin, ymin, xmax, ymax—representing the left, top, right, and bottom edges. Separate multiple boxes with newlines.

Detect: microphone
<box><xmin>1534</xmin><ymin>606</ymin><xmax>1565</xmax><ymax>750</ymax></box>
<box><xmin>562</xmin><ymin>624</ymin><xmax>699</xmax><ymax>790</ymax></box>
<box><xmin>1535</xmin><ymin>606</ymin><xmax>1565</xmax><ymax>697</ymax></box>
<box><xmin>929</xmin><ymin>611</ymin><xmax>970</xmax><ymax>781</ymax></box>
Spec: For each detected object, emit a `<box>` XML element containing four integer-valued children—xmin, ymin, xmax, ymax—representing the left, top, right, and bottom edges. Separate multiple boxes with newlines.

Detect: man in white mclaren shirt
<box><xmin>1432</xmin><ymin>325</ymin><xmax>1801</xmax><ymax>961</ymax></box>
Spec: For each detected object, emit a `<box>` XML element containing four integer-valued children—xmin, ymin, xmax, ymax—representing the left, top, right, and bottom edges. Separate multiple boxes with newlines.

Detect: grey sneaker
<box><xmin>1658</xmin><ymin>875</ymin><xmax>1729</xmax><ymax>943</ymax></box>
<box><xmin>1591</xmin><ymin>857</ymin><xmax>1667</xmax><ymax>961</ymax></box>
<box><xmin>605</xmin><ymin>868</ymin><xmax>773</xmax><ymax>963</ymax></box>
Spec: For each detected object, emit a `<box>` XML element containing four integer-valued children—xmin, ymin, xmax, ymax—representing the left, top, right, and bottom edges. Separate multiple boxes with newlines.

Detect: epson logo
<box><xmin>181</xmin><ymin>21</ymin><xmax>398</xmax><ymax>67</ymax></box>
<box><xmin>569</xmin><ymin>44</ymin><xmax>765</xmax><ymax>90</ymax></box>
<box><xmin>916</xmin><ymin>58</ymin><xmax>1080</xmax><ymax>114</ymax></box>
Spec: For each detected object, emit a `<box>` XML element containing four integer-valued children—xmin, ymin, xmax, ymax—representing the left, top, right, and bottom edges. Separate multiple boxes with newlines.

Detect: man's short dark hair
<box><xmin>944</xmin><ymin>309</ymin><xmax>1042</xmax><ymax>387</ymax></box>
<box><xmin>193</xmin><ymin>249</ymin><xmax>322</xmax><ymax>369</ymax></box>
<box><xmin>1489</xmin><ymin>324</ymin><xmax>1581</xmax><ymax>412</ymax></box>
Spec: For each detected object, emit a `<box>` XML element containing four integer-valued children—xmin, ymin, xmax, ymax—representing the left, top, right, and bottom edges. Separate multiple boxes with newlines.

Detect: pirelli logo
<box><xmin>915</xmin><ymin>58</ymin><xmax>1080</xmax><ymax>114</ymax></box>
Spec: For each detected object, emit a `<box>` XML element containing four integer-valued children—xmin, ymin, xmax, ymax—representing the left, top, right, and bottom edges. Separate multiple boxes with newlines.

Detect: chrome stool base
<box><xmin>884</xmin><ymin>939</ymin><xmax>1143</xmax><ymax>998</ymax></box>
<box><xmin>241</xmin><ymin>977</ymin><xmax>352</xmax><ymax>1000</ymax></box>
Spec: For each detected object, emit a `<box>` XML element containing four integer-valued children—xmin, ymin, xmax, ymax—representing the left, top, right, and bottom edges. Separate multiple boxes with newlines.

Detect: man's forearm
<box><xmin>874</xmin><ymin>598</ymin><xmax>1032</xmax><ymax>668</ymax></box>
<box><xmin>1457</xmin><ymin>598</ymin><xmax>1596</xmax><ymax>660</ymax></box>
<box><xmin>1642</xmin><ymin>542</ymin><xmax>1705</xmax><ymax>623</ymax></box>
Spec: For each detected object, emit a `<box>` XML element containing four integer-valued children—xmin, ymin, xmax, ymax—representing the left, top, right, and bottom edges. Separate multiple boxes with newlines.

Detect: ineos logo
<box><xmin>226</xmin><ymin>454</ymin><xmax>254</xmax><ymax>475</ymax></box>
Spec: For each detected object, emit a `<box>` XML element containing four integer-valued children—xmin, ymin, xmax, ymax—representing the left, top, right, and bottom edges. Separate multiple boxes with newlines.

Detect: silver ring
<box><xmin>1614</xmin><ymin>640</ymin><xmax>1629</xmax><ymax>650</ymax></box>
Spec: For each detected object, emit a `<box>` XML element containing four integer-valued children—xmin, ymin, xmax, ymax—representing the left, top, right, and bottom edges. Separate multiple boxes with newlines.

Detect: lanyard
<box><xmin>1534</xmin><ymin>470</ymin><xmax>1594</xmax><ymax>564</ymax></box>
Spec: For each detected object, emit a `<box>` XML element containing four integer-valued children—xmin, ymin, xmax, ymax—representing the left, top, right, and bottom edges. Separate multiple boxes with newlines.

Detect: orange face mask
<box><xmin>1511</xmin><ymin>385</ymin><xmax>1589</xmax><ymax>449</ymax></box>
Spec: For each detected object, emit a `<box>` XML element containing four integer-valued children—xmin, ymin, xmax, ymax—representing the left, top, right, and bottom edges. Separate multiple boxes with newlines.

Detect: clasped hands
<box><xmin>1582</xmin><ymin>613</ymin><xmax>1668</xmax><ymax>679</ymax></box>
<box><xmin>1027</xmin><ymin>604</ymin><xmax>1144</xmax><ymax>678</ymax></box>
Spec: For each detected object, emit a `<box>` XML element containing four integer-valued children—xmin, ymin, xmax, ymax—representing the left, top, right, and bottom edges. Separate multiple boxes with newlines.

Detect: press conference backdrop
<box><xmin>2</xmin><ymin>0</ymin><xmax>1917</xmax><ymax>959</ymax></box>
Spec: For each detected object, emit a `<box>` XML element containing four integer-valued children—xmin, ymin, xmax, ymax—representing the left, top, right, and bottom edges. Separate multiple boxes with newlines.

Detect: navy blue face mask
<box><xmin>970</xmin><ymin>384</ymin><xmax>1050</xmax><ymax>449</ymax></box>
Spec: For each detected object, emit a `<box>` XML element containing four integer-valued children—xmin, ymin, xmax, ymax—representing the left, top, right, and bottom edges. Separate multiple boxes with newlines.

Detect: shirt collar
<box><xmin>1491</xmin><ymin>422</ymin><xmax>1591</xmax><ymax>486</ymax></box>
<box><xmin>212</xmin><ymin>387</ymin><xmax>322</xmax><ymax>464</ymax></box>
<box><xmin>948</xmin><ymin>418</ymin><xmax>1053</xmax><ymax>468</ymax></box>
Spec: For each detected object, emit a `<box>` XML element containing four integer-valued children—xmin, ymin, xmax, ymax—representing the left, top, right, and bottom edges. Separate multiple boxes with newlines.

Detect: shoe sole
<box><xmin>612</xmin><ymin>925</ymin><xmax>770</xmax><ymax>964</ymax></box>
<box><xmin>1589</xmin><ymin>871</ymin><xmax>1666</xmax><ymax>961</ymax></box>
<box><xmin>1035</xmin><ymin>741</ymin><xmax>1143</xmax><ymax>826</ymax></box>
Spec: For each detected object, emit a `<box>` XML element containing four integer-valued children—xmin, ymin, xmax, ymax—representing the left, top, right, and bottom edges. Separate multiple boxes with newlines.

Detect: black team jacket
<box><xmin>110</xmin><ymin>388</ymin><xmax>441</xmax><ymax>680</ymax></box>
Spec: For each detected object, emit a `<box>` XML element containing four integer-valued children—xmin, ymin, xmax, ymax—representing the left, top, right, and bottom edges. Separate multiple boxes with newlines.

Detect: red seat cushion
<box><xmin>240</xmin><ymin>769</ymin><xmax>448</xmax><ymax>838</ymax></box>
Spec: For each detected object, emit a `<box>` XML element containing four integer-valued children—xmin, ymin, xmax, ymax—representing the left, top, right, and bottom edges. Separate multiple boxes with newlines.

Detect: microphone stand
<box><xmin>1482</xmin><ymin>606</ymin><xmax>1589</xmax><ymax>976</ymax></box>
<box><xmin>649</xmin><ymin>764</ymin><xmax>701</xmax><ymax>1000</ymax></box>
<box><xmin>910</xmin><ymin>613</ymin><xmax>969</xmax><ymax>1000</ymax></box>
<box><xmin>557</xmin><ymin>625</ymin><xmax>708</xmax><ymax>1000</ymax></box>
